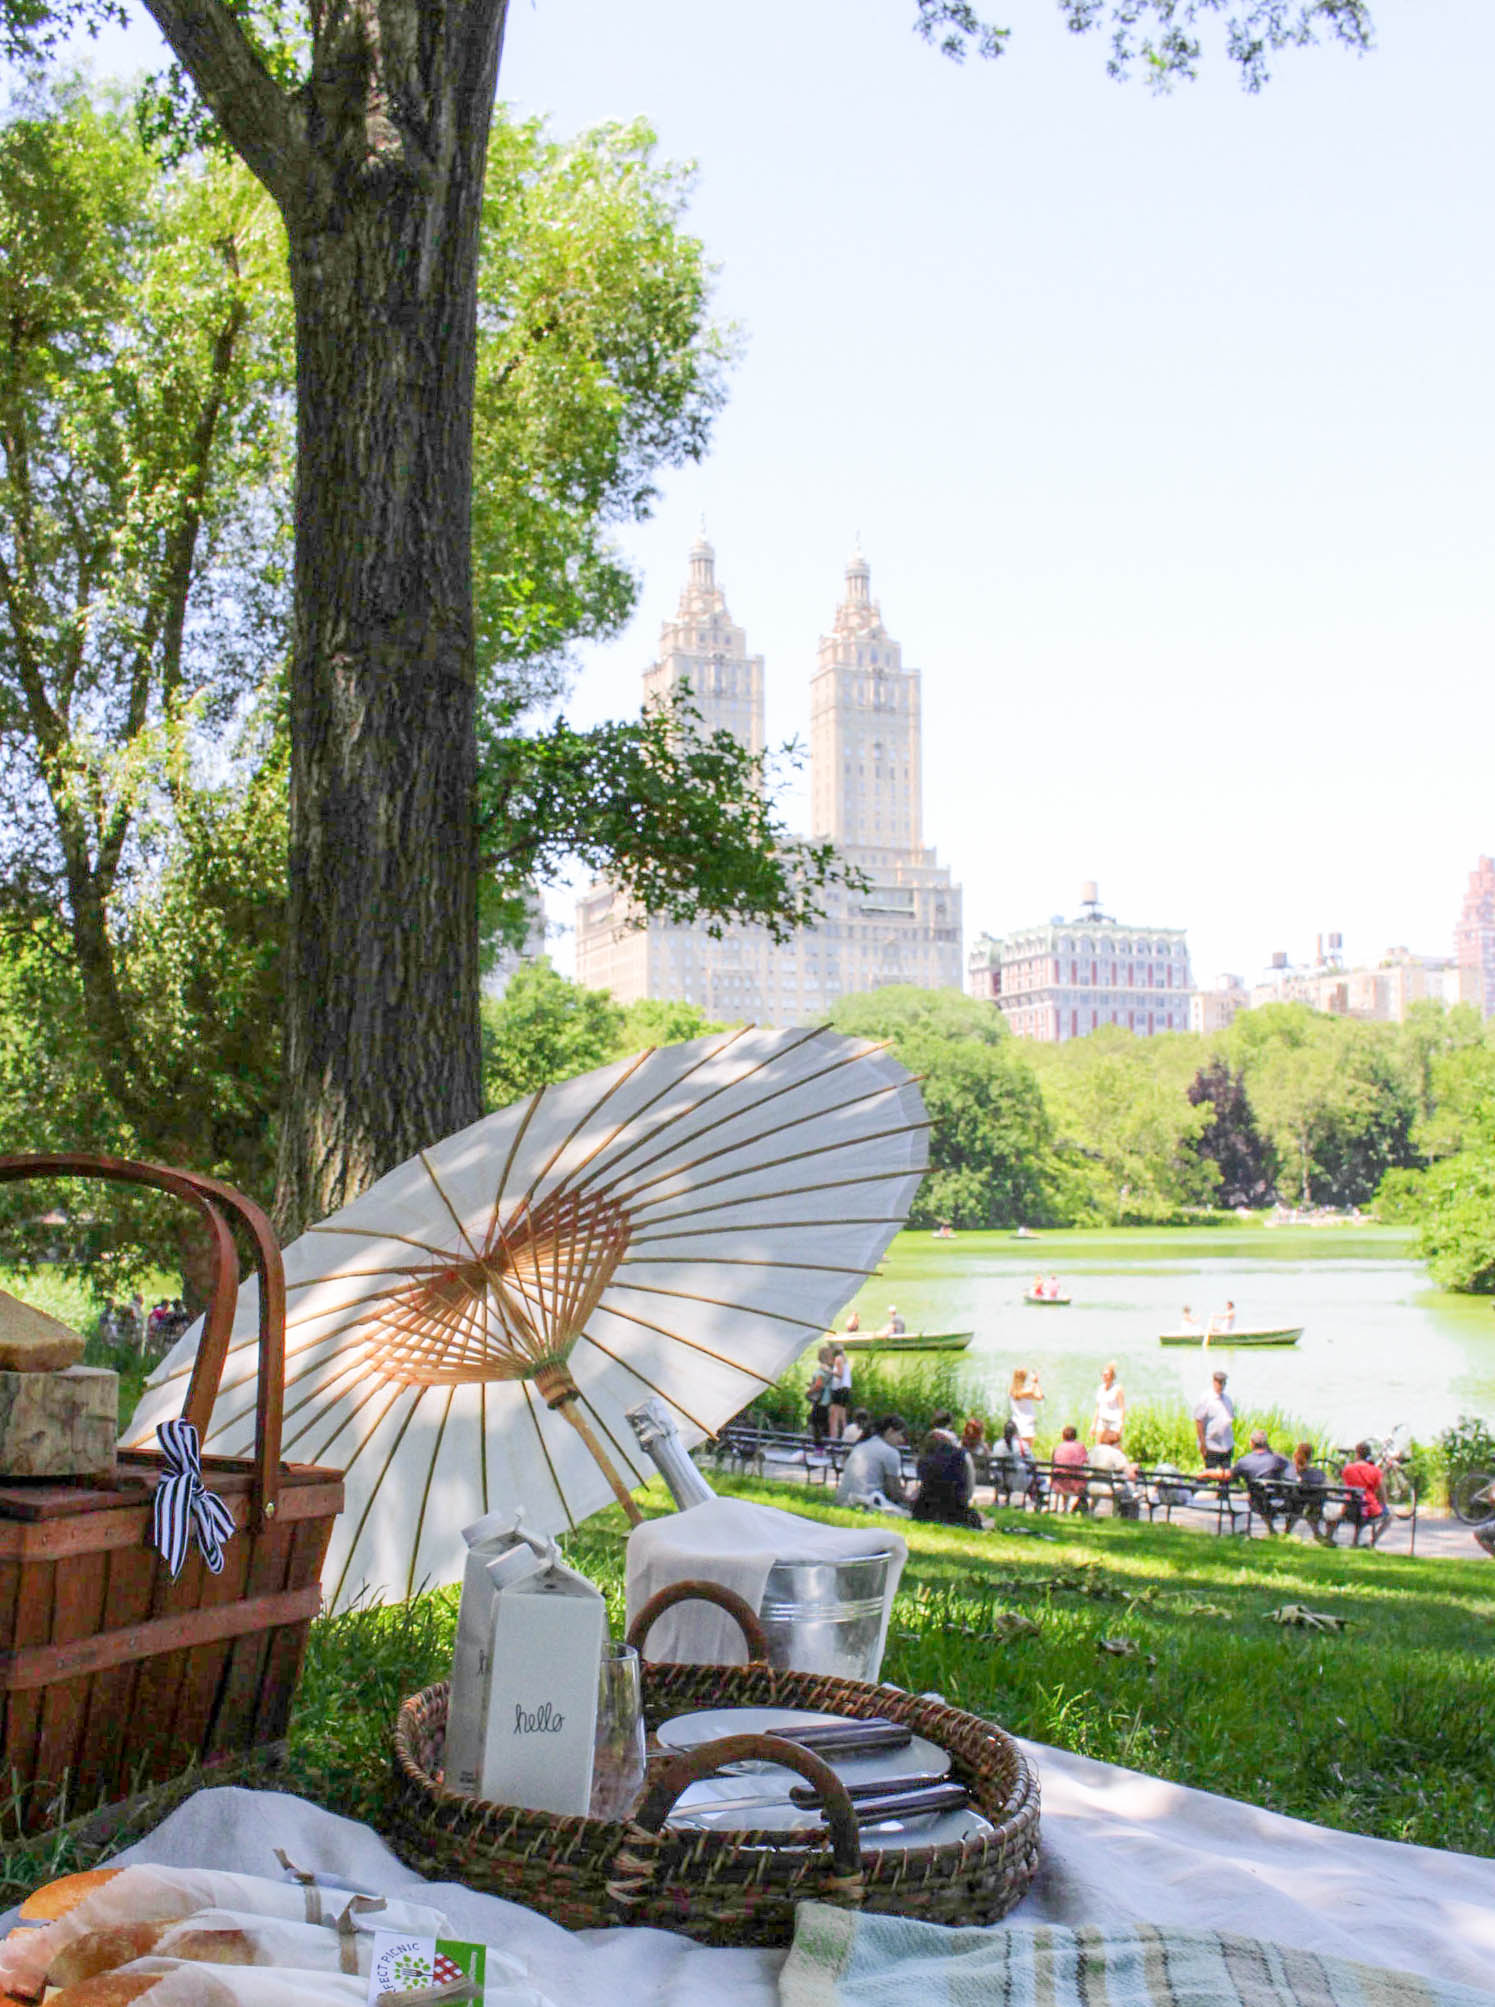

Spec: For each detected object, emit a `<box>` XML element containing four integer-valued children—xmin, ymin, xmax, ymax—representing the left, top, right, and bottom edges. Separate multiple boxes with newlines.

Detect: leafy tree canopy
<box><xmin>828</xmin><ymin>987</ymin><xmax>1057</xmax><ymax>1228</ymax></box>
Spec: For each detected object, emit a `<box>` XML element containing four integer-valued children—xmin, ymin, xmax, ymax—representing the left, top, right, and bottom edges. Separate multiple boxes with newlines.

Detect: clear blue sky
<box><xmin>70</xmin><ymin>1</ymin><xmax>1495</xmax><ymax>987</ymax></box>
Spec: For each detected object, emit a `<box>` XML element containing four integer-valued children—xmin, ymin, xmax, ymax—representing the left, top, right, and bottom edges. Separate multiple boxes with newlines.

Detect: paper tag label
<box><xmin>367</xmin><ymin>1931</ymin><xmax>486</xmax><ymax>1999</ymax></box>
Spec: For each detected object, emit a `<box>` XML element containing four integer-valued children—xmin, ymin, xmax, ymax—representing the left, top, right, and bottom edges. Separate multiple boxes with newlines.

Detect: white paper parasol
<box><xmin>127</xmin><ymin>1026</ymin><xmax>927</xmax><ymax>1609</ymax></box>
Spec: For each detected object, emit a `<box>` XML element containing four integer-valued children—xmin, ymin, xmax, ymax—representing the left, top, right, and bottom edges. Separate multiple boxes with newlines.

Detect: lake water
<box><xmin>835</xmin><ymin>1225</ymin><xmax>1495</xmax><ymax>1444</ymax></box>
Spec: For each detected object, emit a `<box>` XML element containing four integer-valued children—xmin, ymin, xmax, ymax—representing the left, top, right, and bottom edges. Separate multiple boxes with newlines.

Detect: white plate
<box><xmin>655</xmin><ymin>1705</ymin><xmax>952</xmax><ymax>1789</ymax></box>
<box><xmin>668</xmin><ymin>1799</ymin><xmax>995</xmax><ymax>1852</ymax></box>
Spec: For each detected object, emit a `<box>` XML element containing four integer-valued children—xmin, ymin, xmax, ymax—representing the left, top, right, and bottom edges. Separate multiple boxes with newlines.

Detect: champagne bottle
<box><xmin>626</xmin><ymin>1398</ymin><xmax>716</xmax><ymax>1509</ymax></box>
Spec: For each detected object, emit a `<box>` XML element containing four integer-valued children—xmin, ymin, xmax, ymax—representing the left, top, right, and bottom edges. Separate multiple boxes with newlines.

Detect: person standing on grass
<box><xmin>1194</xmin><ymin>1369</ymin><xmax>1235</xmax><ymax>1471</ymax></box>
<box><xmin>806</xmin><ymin>1344</ymin><xmax>834</xmax><ymax>1448</ymax></box>
<box><xmin>1338</xmin><ymin>1440</ymin><xmax>1391</xmax><ymax>1547</ymax></box>
<box><xmin>1009</xmin><ymin>1367</ymin><xmax>1044</xmax><ymax>1451</ymax></box>
<box><xmin>827</xmin><ymin>1344</ymin><xmax>852</xmax><ymax>1441</ymax></box>
<box><xmin>1091</xmin><ymin>1362</ymin><xmax>1125</xmax><ymax>1446</ymax></box>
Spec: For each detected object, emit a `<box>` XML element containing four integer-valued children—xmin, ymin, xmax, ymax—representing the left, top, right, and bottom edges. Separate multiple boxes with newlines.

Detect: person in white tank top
<box><xmin>1091</xmin><ymin>1361</ymin><xmax>1125</xmax><ymax>1446</ymax></box>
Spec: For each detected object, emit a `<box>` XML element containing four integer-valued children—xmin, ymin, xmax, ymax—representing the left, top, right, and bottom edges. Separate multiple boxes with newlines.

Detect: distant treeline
<box><xmin>477</xmin><ymin>969</ymin><xmax>1495</xmax><ymax>1294</ymax></box>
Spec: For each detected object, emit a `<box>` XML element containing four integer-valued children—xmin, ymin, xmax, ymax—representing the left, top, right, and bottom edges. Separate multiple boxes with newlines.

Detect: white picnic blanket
<box><xmin>2</xmin><ymin>1739</ymin><xmax>1492</xmax><ymax>2003</ymax></box>
<box><xmin>625</xmin><ymin>1497</ymin><xmax>906</xmax><ymax>1668</ymax></box>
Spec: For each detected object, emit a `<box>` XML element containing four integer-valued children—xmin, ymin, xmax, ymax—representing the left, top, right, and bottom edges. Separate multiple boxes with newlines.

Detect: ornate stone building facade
<box><xmin>574</xmin><ymin>539</ymin><xmax>962</xmax><ymax>1021</ymax></box>
<box><xmin>966</xmin><ymin>886</ymin><xmax>1192</xmax><ymax>1042</ymax></box>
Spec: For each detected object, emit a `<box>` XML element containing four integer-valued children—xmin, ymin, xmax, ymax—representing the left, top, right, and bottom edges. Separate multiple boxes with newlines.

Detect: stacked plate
<box><xmin>658</xmin><ymin>1706</ymin><xmax>997</xmax><ymax>1850</ymax></box>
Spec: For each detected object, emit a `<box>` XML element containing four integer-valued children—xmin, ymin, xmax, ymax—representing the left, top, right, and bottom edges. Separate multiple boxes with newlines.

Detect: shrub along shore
<box><xmin>749</xmin><ymin>1360</ymin><xmax>1491</xmax><ymax>1506</ymax></box>
<box><xmin>1</xmin><ymin>1475</ymin><xmax>1490</xmax><ymax>1906</ymax></box>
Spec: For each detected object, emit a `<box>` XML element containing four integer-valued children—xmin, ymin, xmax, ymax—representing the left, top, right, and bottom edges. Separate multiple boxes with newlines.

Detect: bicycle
<box><xmin>1450</xmin><ymin>1469</ymin><xmax>1495</xmax><ymax>1526</ymax></box>
<box><xmin>1330</xmin><ymin>1425</ymin><xmax>1415</xmax><ymax>1520</ymax></box>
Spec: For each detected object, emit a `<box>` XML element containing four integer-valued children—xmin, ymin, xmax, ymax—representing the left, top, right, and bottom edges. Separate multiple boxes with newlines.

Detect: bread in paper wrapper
<box><xmin>0</xmin><ymin>1867</ymin><xmax>445</xmax><ymax>2001</ymax></box>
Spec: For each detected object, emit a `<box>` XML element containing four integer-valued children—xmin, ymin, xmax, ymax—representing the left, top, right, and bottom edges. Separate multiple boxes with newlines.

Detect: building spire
<box><xmin>844</xmin><ymin>537</ymin><xmax>871</xmax><ymax>608</ymax></box>
<box><xmin>688</xmin><ymin>521</ymin><xmax>715</xmax><ymax>591</ymax></box>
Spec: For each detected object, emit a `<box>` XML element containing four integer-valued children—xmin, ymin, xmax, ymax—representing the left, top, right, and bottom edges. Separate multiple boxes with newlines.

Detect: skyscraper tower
<box><xmin>810</xmin><ymin>545</ymin><xmax>921</xmax><ymax>852</ymax></box>
<box><xmin>1455</xmin><ymin>855</ymin><xmax>1495</xmax><ymax>1019</ymax></box>
<box><xmin>642</xmin><ymin>530</ymin><xmax>763</xmax><ymax>756</ymax></box>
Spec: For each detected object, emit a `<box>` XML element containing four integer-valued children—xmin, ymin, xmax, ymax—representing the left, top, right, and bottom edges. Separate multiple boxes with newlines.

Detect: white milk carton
<box><xmin>477</xmin><ymin>1544</ymin><xmax>607</xmax><ymax>1815</ymax></box>
<box><xmin>445</xmin><ymin>1507</ymin><xmax>606</xmax><ymax>1816</ymax></box>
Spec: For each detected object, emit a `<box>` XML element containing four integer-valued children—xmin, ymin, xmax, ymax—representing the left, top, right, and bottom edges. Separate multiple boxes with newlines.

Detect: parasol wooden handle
<box><xmin>0</xmin><ymin>1153</ymin><xmax>285</xmax><ymax>1530</ymax></box>
<box><xmin>626</xmin><ymin>1579</ymin><xmax>770</xmax><ymax>1665</ymax></box>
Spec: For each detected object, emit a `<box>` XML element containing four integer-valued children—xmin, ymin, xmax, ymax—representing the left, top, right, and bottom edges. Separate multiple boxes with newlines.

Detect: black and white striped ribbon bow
<box><xmin>153</xmin><ymin>1418</ymin><xmax>236</xmax><ymax>1579</ymax></box>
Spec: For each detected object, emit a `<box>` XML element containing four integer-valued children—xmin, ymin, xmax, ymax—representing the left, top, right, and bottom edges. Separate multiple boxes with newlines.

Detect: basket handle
<box><xmin>625</xmin><ymin>1580</ymin><xmax>770</xmax><ymax>1665</ymax></box>
<box><xmin>630</xmin><ymin>1732</ymin><xmax>863</xmax><ymax>1878</ymax></box>
<box><xmin>0</xmin><ymin>1153</ymin><xmax>285</xmax><ymax>1530</ymax></box>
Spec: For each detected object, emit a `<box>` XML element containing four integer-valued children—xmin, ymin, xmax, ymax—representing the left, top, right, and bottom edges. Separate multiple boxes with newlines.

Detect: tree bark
<box><xmin>141</xmin><ymin>0</ymin><xmax>508</xmax><ymax>1237</ymax></box>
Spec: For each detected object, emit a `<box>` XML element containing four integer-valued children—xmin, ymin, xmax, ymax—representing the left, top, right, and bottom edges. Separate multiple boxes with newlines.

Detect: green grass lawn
<box><xmin>4</xmin><ymin>1475</ymin><xmax>1492</xmax><ymax>1905</ymax></box>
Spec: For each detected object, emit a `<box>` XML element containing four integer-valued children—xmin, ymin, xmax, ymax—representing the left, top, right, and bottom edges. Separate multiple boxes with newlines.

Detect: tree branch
<box><xmin>137</xmin><ymin>0</ymin><xmax>308</xmax><ymax>208</ymax></box>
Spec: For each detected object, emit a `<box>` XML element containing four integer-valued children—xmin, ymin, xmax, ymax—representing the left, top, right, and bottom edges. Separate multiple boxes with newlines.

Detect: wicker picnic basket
<box><xmin>0</xmin><ymin>1153</ymin><xmax>343</xmax><ymax>1831</ymax></box>
<box><xmin>389</xmin><ymin>1581</ymin><xmax>1040</xmax><ymax>1947</ymax></box>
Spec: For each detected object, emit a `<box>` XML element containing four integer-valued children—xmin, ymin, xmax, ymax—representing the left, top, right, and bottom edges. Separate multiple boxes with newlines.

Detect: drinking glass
<box><xmin>589</xmin><ymin>1640</ymin><xmax>648</xmax><ymax>1821</ymax></box>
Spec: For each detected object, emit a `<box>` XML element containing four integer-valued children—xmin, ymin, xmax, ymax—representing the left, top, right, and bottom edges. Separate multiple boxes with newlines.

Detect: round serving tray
<box><xmin>387</xmin><ymin>1582</ymin><xmax>1040</xmax><ymax>1949</ymax></box>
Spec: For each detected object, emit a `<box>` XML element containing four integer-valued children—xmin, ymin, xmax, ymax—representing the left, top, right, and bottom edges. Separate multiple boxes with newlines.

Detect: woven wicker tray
<box><xmin>388</xmin><ymin>1581</ymin><xmax>1040</xmax><ymax>1947</ymax></box>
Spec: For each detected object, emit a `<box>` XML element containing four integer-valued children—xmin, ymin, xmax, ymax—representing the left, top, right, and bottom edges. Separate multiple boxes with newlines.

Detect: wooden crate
<box><xmin>0</xmin><ymin>1155</ymin><xmax>344</xmax><ymax>1831</ymax></box>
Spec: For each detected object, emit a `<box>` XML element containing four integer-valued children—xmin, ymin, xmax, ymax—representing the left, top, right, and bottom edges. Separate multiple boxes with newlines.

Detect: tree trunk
<box><xmin>136</xmin><ymin>1</ymin><xmax>509</xmax><ymax>1238</ymax></box>
<box><xmin>273</xmin><ymin>180</ymin><xmax>487</xmax><ymax>1234</ymax></box>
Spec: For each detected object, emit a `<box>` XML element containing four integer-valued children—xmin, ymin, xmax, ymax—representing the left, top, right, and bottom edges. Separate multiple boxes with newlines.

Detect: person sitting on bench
<box><xmin>1051</xmin><ymin>1424</ymin><xmax>1089</xmax><ymax>1511</ymax></box>
<box><xmin>1279</xmin><ymin>1441</ymin><xmax>1329</xmax><ymax>1539</ymax></box>
<box><xmin>1336</xmin><ymin>1441</ymin><xmax>1391</xmax><ymax>1547</ymax></box>
<box><xmin>1227</xmin><ymin>1429</ymin><xmax>1290</xmax><ymax>1533</ymax></box>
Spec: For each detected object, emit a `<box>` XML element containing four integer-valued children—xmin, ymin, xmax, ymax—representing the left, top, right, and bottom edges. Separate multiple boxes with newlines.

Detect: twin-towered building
<box><xmin>574</xmin><ymin>539</ymin><xmax>962</xmax><ymax>1022</ymax></box>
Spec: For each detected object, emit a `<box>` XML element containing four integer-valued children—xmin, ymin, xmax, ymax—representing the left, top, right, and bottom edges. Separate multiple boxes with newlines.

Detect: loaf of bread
<box><xmin>48</xmin><ymin>1908</ymin><xmax>382</xmax><ymax>1987</ymax></box>
<box><xmin>45</xmin><ymin>1956</ymin><xmax>368</xmax><ymax>2004</ymax></box>
<box><xmin>0</xmin><ymin>1868</ymin><xmax>446</xmax><ymax>2002</ymax></box>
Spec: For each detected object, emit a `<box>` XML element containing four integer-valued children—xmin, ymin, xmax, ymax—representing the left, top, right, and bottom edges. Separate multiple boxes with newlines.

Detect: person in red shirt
<box><xmin>1337</xmin><ymin>1441</ymin><xmax>1390</xmax><ymax>1547</ymax></box>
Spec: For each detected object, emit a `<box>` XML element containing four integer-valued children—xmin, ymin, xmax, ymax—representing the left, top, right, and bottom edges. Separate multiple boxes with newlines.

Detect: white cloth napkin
<box><xmin>624</xmin><ymin>1497</ymin><xmax>906</xmax><ymax>1669</ymax></box>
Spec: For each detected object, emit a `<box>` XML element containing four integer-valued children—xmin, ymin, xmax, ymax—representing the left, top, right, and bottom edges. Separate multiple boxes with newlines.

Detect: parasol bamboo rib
<box><xmin>625</xmin><ymin>1172</ymin><xmax>931</xmax><ymax>1231</ymax></box>
<box><xmin>307</xmin><ymin>1224</ymin><xmax>467</xmax><ymax>1260</ymax></box>
<box><xmin>584</xmin><ymin>1299</ymin><xmax>781</xmax><ymax>1385</ymax></box>
<box><xmin>543</xmin><ymin>1024</ymin><xmax>820</xmax><ymax>1211</ymax></box>
<box><xmin>618</xmin><ymin>1256</ymin><xmax>883</xmax><ymax>1275</ymax></box>
<box><xmin>407</xmin><ymin>1386</ymin><xmax>456</xmax><ymax>1601</ymax></box>
<box><xmin>603</xmin><ymin>1281</ymin><xmax>829</xmax><ymax>1330</ymax></box>
<box><xmin>520</xmin><ymin>1378</ymin><xmax>574</xmax><ymax>1532</ymax></box>
<box><xmin>524</xmin><ymin>1026</ymin><xmax>758</xmax><ymax>1227</ymax></box>
<box><xmin>611</xmin><ymin>1095</ymin><xmax>924</xmax><ymax>1209</ymax></box>
<box><xmin>418</xmin><ymin>1152</ymin><xmax>484</xmax><ymax>1261</ymax></box>
<box><xmin>615</xmin><ymin>1118</ymin><xmax>932</xmax><ymax>1216</ymax></box>
<box><xmin>574</xmin><ymin>1329</ymin><xmax>720</xmax><ymax>1435</ymax></box>
<box><xmin>493</xmin><ymin>1042</ymin><xmax>659</xmax><ymax>1254</ymax></box>
<box><xmin>331</xmin><ymin>1385</ymin><xmax>428</xmax><ymax>1610</ymax></box>
<box><xmin>626</xmin><ymin>1217</ymin><xmax>909</xmax><ymax>1242</ymax></box>
<box><xmin>576</xmin><ymin>1383</ymin><xmax>654</xmax><ymax>1487</ymax></box>
<box><xmin>304</xmin><ymin>1375</ymin><xmax>407</xmax><ymax>1471</ymax></box>
<box><xmin>581</xmin><ymin>1033</ymin><xmax>887</xmax><ymax>1208</ymax></box>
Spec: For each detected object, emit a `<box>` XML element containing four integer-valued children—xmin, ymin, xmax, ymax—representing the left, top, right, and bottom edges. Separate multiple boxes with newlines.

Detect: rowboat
<box><xmin>1158</xmin><ymin>1326</ymin><xmax>1303</xmax><ymax>1348</ymax></box>
<box><xmin>1023</xmin><ymin>1292</ymin><xmax>1071</xmax><ymax>1307</ymax></box>
<box><xmin>837</xmin><ymin>1330</ymin><xmax>974</xmax><ymax>1354</ymax></box>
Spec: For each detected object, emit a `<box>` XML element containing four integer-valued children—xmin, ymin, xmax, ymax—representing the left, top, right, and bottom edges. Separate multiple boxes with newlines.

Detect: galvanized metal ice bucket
<box><xmin>758</xmin><ymin>1550</ymin><xmax>896</xmax><ymax>1681</ymax></box>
